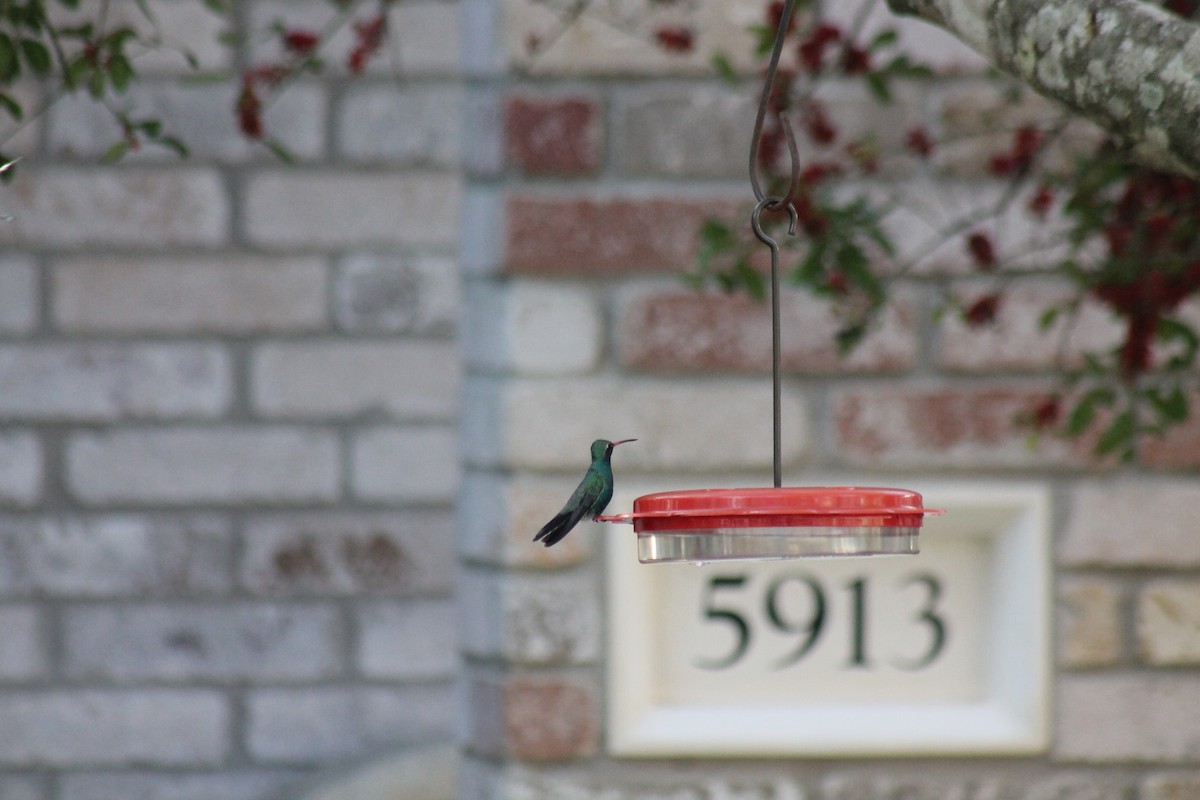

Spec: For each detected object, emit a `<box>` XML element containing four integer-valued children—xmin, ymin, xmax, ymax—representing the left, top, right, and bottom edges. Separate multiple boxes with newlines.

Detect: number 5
<box><xmin>695</xmin><ymin>575</ymin><xmax>751</xmax><ymax>670</ymax></box>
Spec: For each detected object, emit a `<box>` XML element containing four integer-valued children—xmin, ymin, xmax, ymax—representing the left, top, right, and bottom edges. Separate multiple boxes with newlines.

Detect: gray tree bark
<box><xmin>886</xmin><ymin>0</ymin><xmax>1200</xmax><ymax>176</ymax></box>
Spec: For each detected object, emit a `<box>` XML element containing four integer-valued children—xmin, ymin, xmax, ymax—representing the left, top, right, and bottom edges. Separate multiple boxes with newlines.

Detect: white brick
<box><xmin>507</xmin><ymin>282</ymin><xmax>603</xmax><ymax>375</ymax></box>
<box><xmin>468</xmin><ymin>281</ymin><xmax>603</xmax><ymax>375</ymax></box>
<box><xmin>1058</xmin><ymin>577</ymin><xmax>1122</xmax><ymax>668</ymax></box>
<box><xmin>615</xmin><ymin>86</ymin><xmax>755</xmax><ymax>178</ymax></box>
<box><xmin>938</xmin><ymin>280</ymin><xmax>1122</xmax><ymax>372</ymax></box>
<box><xmin>244</xmin><ymin>171</ymin><xmax>460</xmax><ymax>248</ymax></box>
<box><xmin>67</xmin><ymin>428</ymin><xmax>340</xmax><ymax>505</ymax></box>
<box><xmin>0</xmin><ymin>690</ymin><xmax>228</xmax><ymax>766</ymax></box>
<box><xmin>1142</xmin><ymin>773</ymin><xmax>1200</xmax><ymax>800</ymax></box>
<box><xmin>0</xmin><ymin>515</ymin><xmax>231</xmax><ymax>597</ymax></box>
<box><xmin>51</xmin><ymin>0</ymin><xmax>232</xmax><ymax>74</ymax></box>
<box><xmin>505</xmin><ymin>0</ymin><xmax>761</xmax><ymax>76</ymax></box>
<box><xmin>388</xmin><ymin>1</ymin><xmax>463</xmax><ymax>74</ymax></box>
<box><xmin>60</xmin><ymin>771</ymin><xmax>298</xmax><ymax>800</ymax></box>
<box><xmin>357</xmin><ymin>599</ymin><xmax>457</xmax><ymax>679</ymax></box>
<box><xmin>252</xmin><ymin>340</ymin><xmax>459</xmax><ymax>419</ymax></box>
<box><xmin>5</xmin><ymin>169</ymin><xmax>227</xmax><ymax>247</ymax></box>
<box><xmin>502</xmin><ymin>377</ymin><xmax>807</xmax><ymax>471</ymax></box>
<box><xmin>0</xmin><ymin>257</ymin><xmax>38</xmax><ymax>333</ymax></box>
<box><xmin>48</xmin><ymin>82</ymin><xmax>325</xmax><ymax>162</ymax></box>
<box><xmin>248</xmin><ymin>0</ymin><xmax>461</xmax><ymax>75</ymax></box>
<box><xmin>352</xmin><ymin>425</ymin><xmax>459</xmax><ymax>503</ymax></box>
<box><xmin>65</xmin><ymin>604</ymin><xmax>342</xmax><ymax>682</ymax></box>
<box><xmin>1061</xmin><ymin>481</ymin><xmax>1200</xmax><ymax>567</ymax></box>
<box><xmin>0</xmin><ymin>606</ymin><xmax>47</xmax><ymax>680</ymax></box>
<box><xmin>247</xmin><ymin>686</ymin><xmax>455</xmax><ymax>762</ymax></box>
<box><xmin>335</xmin><ymin>252</ymin><xmax>458</xmax><ymax>334</ymax></box>
<box><xmin>0</xmin><ymin>775</ymin><xmax>41</xmax><ymax>800</ymax></box>
<box><xmin>339</xmin><ymin>84</ymin><xmax>462</xmax><ymax>164</ymax></box>
<box><xmin>52</xmin><ymin>256</ymin><xmax>327</xmax><ymax>333</ymax></box>
<box><xmin>459</xmin><ymin>569</ymin><xmax>600</xmax><ymax>665</ymax></box>
<box><xmin>1138</xmin><ymin>581</ymin><xmax>1200</xmax><ymax>665</ymax></box>
<box><xmin>0</xmin><ymin>433</ymin><xmax>41</xmax><ymax>508</ymax></box>
<box><xmin>0</xmin><ymin>344</ymin><xmax>230</xmax><ymax>420</ymax></box>
<box><xmin>240</xmin><ymin>511</ymin><xmax>455</xmax><ymax>596</ymax></box>
<box><xmin>1056</xmin><ymin>674</ymin><xmax>1200</xmax><ymax>762</ymax></box>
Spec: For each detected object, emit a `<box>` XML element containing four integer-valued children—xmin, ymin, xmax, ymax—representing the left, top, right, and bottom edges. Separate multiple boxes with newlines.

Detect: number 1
<box><xmin>846</xmin><ymin>577</ymin><xmax>869</xmax><ymax>667</ymax></box>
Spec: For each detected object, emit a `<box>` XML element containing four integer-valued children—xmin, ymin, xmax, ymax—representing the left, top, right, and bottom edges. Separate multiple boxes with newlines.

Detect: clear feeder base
<box><xmin>636</xmin><ymin>525</ymin><xmax>920</xmax><ymax>564</ymax></box>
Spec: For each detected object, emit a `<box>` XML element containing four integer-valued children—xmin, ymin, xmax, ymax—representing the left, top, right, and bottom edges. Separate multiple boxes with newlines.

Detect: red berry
<box><xmin>966</xmin><ymin>231</ymin><xmax>996</xmax><ymax>270</ymax></box>
<box><xmin>654</xmin><ymin>25</ymin><xmax>695</xmax><ymax>53</ymax></box>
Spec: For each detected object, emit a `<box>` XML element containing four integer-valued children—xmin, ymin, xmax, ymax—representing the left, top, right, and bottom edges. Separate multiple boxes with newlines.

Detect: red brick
<box><xmin>467</xmin><ymin>674</ymin><xmax>598</xmax><ymax>761</ymax></box>
<box><xmin>618</xmin><ymin>287</ymin><xmax>917</xmax><ymax>373</ymax></box>
<box><xmin>833</xmin><ymin>386</ymin><xmax>1095</xmax><ymax>468</ymax></box>
<box><xmin>1141</xmin><ymin>398</ymin><xmax>1200</xmax><ymax>468</ymax></box>
<box><xmin>504</xmin><ymin>196</ymin><xmax>742</xmax><ymax>275</ymax></box>
<box><xmin>503</xmin><ymin>678</ymin><xmax>597</xmax><ymax>761</ymax></box>
<box><xmin>505</xmin><ymin>95</ymin><xmax>602</xmax><ymax>175</ymax></box>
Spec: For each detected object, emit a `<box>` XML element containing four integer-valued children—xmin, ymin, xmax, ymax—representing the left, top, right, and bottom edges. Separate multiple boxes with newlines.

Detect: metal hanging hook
<box><xmin>751</xmin><ymin>197</ymin><xmax>797</xmax><ymax>490</ymax></box>
<box><xmin>748</xmin><ymin>0</ymin><xmax>803</xmax><ymax>489</ymax></box>
<box><xmin>749</xmin><ymin>0</ymin><xmax>802</xmax><ymax>209</ymax></box>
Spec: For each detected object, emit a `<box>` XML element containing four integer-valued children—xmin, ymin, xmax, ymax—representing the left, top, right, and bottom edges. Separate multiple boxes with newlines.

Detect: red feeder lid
<box><xmin>600</xmin><ymin>487</ymin><xmax>937</xmax><ymax>532</ymax></box>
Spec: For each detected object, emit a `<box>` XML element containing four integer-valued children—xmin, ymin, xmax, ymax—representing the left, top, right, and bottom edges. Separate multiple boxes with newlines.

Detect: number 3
<box><xmin>894</xmin><ymin>573</ymin><xmax>948</xmax><ymax>670</ymax></box>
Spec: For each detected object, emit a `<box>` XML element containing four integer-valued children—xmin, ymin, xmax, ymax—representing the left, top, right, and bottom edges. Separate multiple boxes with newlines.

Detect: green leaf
<box><xmin>1095</xmin><ymin>409</ymin><xmax>1135</xmax><ymax>458</ymax></box>
<box><xmin>87</xmin><ymin>68</ymin><xmax>105</xmax><ymax>99</ymax></box>
<box><xmin>864</xmin><ymin>71</ymin><xmax>891</xmax><ymax>103</ymax></box>
<box><xmin>869</xmin><ymin>29</ymin><xmax>899</xmax><ymax>50</ymax></box>
<box><xmin>885</xmin><ymin>54</ymin><xmax>934</xmax><ymax>79</ymax></box>
<box><xmin>102</xmin><ymin>140</ymin><xmax>130</xmax><ymax>163</ymax></box>
<box><xmin>711</xmin><ymin>52</ymin><xmax>738</xmax><ymax>84</ymax></box>
<box><xmin>132</xmin><ymin>0</ymin><xmax>156</xmax><ymax>23</ymax></box>
<box><xmin>699</xmin><ymin>218</ymin><xmax>736</xmax><ymax>252</ymax></box>
<box><xmin>1037</xmin><ymin>307</ymin><xmax>1060</xmax><ymax>330</ymax></box>
<box><xmin>55</xmin><ymin>0</ymin><xmax>82</xmax><ymax>8</ymax></box>
<box><xmin>154</xmin><ymin>134</ymin><xmax>189</xmax><ymax>157</ymax></box>
<box><xmin>1146</xmin><ymin>385</ymin><xmax>1189</xmax><ymax>425</ymax></box>
<box><xmin>1157</xmin><ymin>316</ymin><xmax>1200</xmax><ymax>370</ymax></box>
<box><xmin>56</xmin><ymin>24</ymin><xmax>94</xmax><ymax>40</ymax></box>
<box><xmin>18</xmin><ymin>38</ymin><xmax>51</xmax><ymax>76</ymax></box>
<box><xmin>836</xmin><ymin>321</ymin><xmax>868</xmax><ymax>354</ymax></box>
<box><xmin>734</xmin><ymin>257</ymin><xmax>766</xmax><ymax>301</ymax></box>
<box><xmin>0</xmin><ymin>91</ymin><xmax>22</xmax><ymax>120</ymax></box>
<box><xmin>748</xmin><ymin>24</ymin><xmax>775</xmax><ymax>58</ymax></box>
<box><xmin>136</xmin><ymin>118</ymin><xmax>163</xmax><ymax>137</ymax></box>
<box><xmin>64</xmin><ymin>54</ymin><xmax>90</xmax><ymax>90</ymax></box>
<box><xmin>1065</xmin><ymin>386</ymin><xmax>1115</xmax><ymax>436</ymax></box>
<box><xmin>263</xmin><ymin>137</ymin><xmax>296</xmax><ymax>164</ymax></box>
<box><xmin>0</xmin><ymin>33</ymin><xmax>21</xmax><ymax>83</ymax></box>
<box><xmin>101</xmin><ymin>27</ymin><xmax>140</xmax><ymax>52</ymax></box>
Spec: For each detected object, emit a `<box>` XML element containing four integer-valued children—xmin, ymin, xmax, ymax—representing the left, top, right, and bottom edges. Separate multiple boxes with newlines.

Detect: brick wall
<box><xmin>6</xmin><ymin>1</ymin><xmax>1200</xmax><ymax>799</ymax></box>
<box><xmin>460</xmin><ymin>1</ymin><xmax>1200</xmax><ymax>799</ymax></box>
<box><xmin>0</xmin><ymin>1</ymin><xmax>460</xmax><ymax>798</ymax></box>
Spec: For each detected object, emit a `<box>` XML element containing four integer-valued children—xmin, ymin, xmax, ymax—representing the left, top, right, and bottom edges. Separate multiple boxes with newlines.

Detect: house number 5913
<box><xmin>694</xmin><ymin>572</ymin><xmax>948</xmax><ymax>671</ymax></box>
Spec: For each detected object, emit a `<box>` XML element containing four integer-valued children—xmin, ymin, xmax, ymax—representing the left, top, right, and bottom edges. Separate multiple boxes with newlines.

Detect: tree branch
<box><xmin>887</xmin><ymin>0</ymin><xmax>1200</xmax><ymax>176</ymax></box>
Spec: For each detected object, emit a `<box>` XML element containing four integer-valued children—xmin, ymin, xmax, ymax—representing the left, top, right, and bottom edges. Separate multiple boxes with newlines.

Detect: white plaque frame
<box><xmin>605</xmin><ymin>481</ymin><xmax>1052</xmax><ymax>757</ymax></box>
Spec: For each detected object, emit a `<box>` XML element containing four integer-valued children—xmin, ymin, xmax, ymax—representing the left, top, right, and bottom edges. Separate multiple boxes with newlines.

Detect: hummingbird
<box><xmin>534</xmin><ymin>438</ymin><xmax>637</xmax><ymax>547</ymax></box>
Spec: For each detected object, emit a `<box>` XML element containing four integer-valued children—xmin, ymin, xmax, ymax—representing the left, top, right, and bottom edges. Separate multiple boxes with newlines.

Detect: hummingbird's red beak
<box><xmin>612</xmin><ymin>438</ymin><xmax>637</xmax><ymax>446</ymax></box>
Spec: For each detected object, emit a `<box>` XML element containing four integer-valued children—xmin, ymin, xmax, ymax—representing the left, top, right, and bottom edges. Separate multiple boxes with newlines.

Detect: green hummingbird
<box><xmin>534</xmin><ymin>438</ymin><xmax>637</xmax><ymax>547</ymax></box>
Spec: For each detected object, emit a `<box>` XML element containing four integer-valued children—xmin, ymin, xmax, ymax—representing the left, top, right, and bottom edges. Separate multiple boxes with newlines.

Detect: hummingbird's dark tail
<box><xmin>533</xmin><ymin>506</ymin><xmax>590</xmax><ymax>547</ymax></box>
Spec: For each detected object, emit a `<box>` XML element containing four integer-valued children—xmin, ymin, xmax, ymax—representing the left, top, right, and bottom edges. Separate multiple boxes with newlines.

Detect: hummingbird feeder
<box><xmin>598</xmin><ymin>0</ymin><xmax>938</xmax><ymax>563</ymax></box>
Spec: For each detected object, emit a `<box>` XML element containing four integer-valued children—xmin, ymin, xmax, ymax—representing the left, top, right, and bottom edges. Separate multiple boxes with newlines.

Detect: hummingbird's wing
<box><xmin>533</xmin><ymin>473</ymin><xmax>605</xmax><ymax>547</ymax></box>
